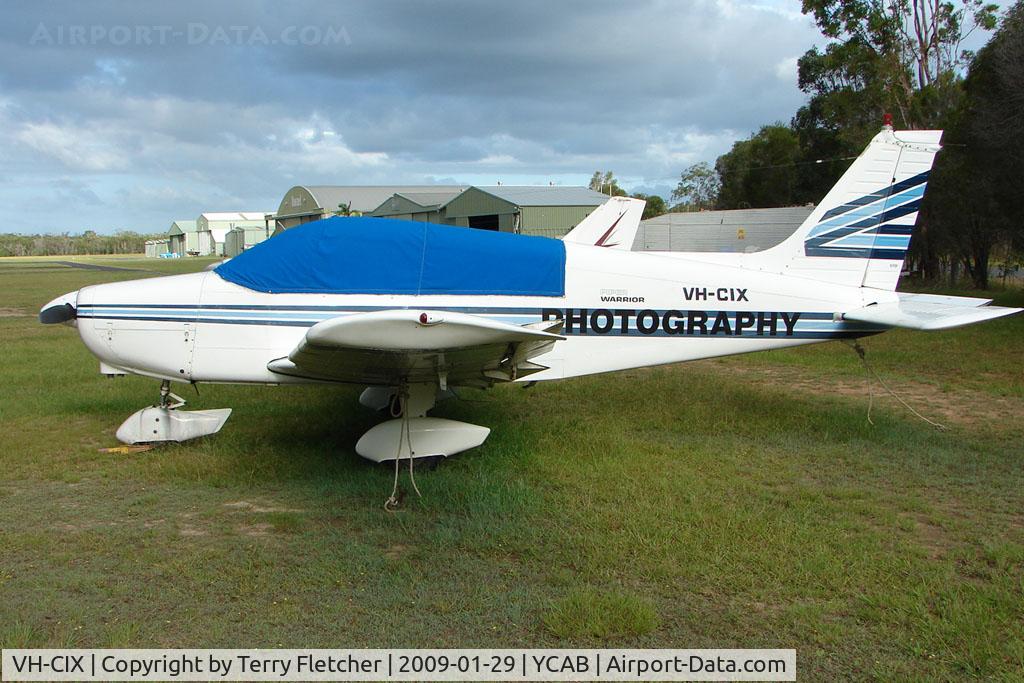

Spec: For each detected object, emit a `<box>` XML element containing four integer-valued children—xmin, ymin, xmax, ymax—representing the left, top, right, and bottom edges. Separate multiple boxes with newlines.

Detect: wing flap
<box><xmin>844</xmin><ymin>295</ymin><xmax>1021</xmax><ymax>330</ymax></box>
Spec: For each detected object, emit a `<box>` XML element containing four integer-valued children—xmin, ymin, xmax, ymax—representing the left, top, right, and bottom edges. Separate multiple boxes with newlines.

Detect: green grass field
<box><xmin>1</xmin><ymin>256</ymin><xmax>1021</xmax><ymax>680</ymax></box>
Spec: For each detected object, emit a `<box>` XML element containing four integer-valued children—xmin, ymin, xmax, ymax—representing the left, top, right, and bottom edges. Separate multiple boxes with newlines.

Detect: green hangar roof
<box><xmin>276</xmin><ymin>185</ymin><xmax>468</xmax><ymax>219</ymax></box>
<box><xmin>443</xmin><ymin>186</ymin><xmax>608</xmax><ymax>218</ymax></box>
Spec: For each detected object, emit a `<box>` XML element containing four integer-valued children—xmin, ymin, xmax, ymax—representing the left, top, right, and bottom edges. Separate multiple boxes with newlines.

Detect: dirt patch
<box><xmin>701</xmin><ymin>361</ymin><xmax>1022</xmax><ymax>429</ymax></box>
<box><xmin>0</xmin><ymin>307</ymin><xmax>26</xmax><ymax>317</ymax></box>
<box><xmin>384</xmin><ymin>544</ymin><xmax>410</xmax><ymax>560</ymax></box>
<box><xmin>223</xmin><ymin>500</ymin><xmax>304</xmax><ymax>514</ymax></box>
<box><xmin>235</xmin><ymin>522</ymin><xmax>274</xmax><ymax>537</ymax></box>
<box><xmin>909</xmin><ymin>513</ymin><xmax>950</xmax><ymax>560</ymax></box>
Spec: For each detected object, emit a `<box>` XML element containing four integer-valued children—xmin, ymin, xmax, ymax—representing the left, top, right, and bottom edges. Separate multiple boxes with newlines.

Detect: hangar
<box><xmin>440</xmin><ymin>186</ymin><xmax>608</xmax><ymax>236</ymax></box>
<box><xmin>196</xmin><ymin>212</ymin><xmax>269</xmax><ymax>256</ymax></box>
<box><xmin>368</xmin><ymin>189</ymin><xmax>467</xmax><ymax>222</ymax></box>
<box><xmin>369</xmin><ymin>186</ymin><xmax>609</xmax><ymax>237</ymax></box>
<box><xmin>167</xmin><ymin>220</ymin><xmax>199</xmax><ymax>256</ymax></box>
<box><xmin>635</xmin><ymin>206</ymin><xmax>814</xmax><ymax>252</ymax></box>
<box><xmin>273</xmin><ymin>186</ymin><xmax>466</xmax><ymax>232</ymax></box>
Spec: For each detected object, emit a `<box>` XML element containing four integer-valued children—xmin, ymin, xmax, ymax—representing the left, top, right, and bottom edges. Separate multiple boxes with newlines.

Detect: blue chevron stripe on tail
<box><xmin>804</xmin><ymin>171</ymin><xmax>929</xmax><ymax>260</ymax></box>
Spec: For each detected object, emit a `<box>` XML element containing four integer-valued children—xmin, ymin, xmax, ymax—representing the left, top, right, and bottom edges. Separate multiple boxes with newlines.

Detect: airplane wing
<box><xmin>843</xmin><ymin>292</ymin><xmax>1022</xmax><ymax>331</ymax></box>
<box><xmin>267</xmin><ymin>310</ymin><xmax>564</xmax><ymax>387</ymax></box>
<box><xmin>562</xmin><ymin>196</ymin><xmax>645</xmax><ymax>249</ymax></box>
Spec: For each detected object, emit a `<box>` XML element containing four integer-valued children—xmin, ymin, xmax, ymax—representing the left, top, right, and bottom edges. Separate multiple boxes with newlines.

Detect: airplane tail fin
<box><xmin>759</xmin><ymin>125</ymin><xmax>943</xmax><ymax>291</ymax></box>
<box><xmin>563</xmin><ymin>196</ymin><xmax>645</xmax><ymax>250</ymax></box>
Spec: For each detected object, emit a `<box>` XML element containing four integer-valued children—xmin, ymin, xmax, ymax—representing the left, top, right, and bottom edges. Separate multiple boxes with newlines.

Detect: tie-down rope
<box><xmin>845</xmin><ymin>339</ymin><xmax>947</xmax><ymax>431</ymax></box>
<box><xmin>384</xmin><ymin>389</ymin><xmax>422</xmax><ymax>511</ymax></box>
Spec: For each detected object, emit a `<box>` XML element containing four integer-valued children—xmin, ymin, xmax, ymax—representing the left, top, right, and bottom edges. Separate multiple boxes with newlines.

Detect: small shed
<box><xmin>224</xmin><ymin>225</ymin><xmax>270</xmax><ymax>257</ymax></box>
<box><xmin>144</xmin><ymin>239</ymin><xmax>170</xmax><ymax>258</ymax></box>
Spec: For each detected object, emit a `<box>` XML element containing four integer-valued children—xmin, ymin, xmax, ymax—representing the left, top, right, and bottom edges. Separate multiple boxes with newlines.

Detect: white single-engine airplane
<box><xmin>41</xmin><ymin>124</ymin><xmax>1020</xmax><ymax>465</ymax></box>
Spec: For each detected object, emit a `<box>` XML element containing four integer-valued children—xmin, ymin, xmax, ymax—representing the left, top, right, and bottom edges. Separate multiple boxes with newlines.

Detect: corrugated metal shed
<box><xmin>635</xmin><ymin>206</ymin><xmax>814</xmax><ymax>252</ymax></box>
<box><xmin>144</xmin><ymin>239</ymin><xmax>170</xmax><ymax>258</ymax></box>
<box><xmin>224</xmin><ymin>225</ymin><xmax>269</xmax><ymax>257</ymax></box>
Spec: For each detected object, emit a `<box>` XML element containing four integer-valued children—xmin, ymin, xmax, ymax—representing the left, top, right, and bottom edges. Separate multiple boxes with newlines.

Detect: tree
<box><xmin>670</xmin><ymin>162</ymin><xmax>721</xmax><ymax>211</ymax></box>
<box><xmin>714</xmin><ymin>125</ymin><xmax>809</xmax><ymax>209</ymax></box>
<box><xmin>630</xmin><ymin>193</ymin><xmax>667</xmax><ymax>219</ymax></box>
<box><xmin>793</xmin><ymin>0</ymin><xmax>999</xmax><ymax>172</ymax></box>
<box><xmin>799</xmin><ymin>0</ymin><xmax>998</xmax><ymax>131</ymax></box>
<box><xmin>588</xmin><ymin>171</ymin><xmax>627</xmax><ymax>197</ymax></box>
<box><xmin>919</xmin><ymin>1</ymin><xmax>1024</xmax><ymax>288</ymax></box>
<box><xmin>795</xmin><ymin>0</ymin><xmax>1000</xmax><ymax>281</ymax></box>
<box><xmin>0</xmin><ymin>230</ymin><xmax>157</xmax><ymax>256</ymax></box>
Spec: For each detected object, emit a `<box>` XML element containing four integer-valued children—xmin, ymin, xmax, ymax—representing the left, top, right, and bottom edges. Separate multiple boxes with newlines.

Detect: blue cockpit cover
<box><xmin>214</xmin><ymin>216</ymin><xmax>566</xmax><ymax>297</ymax></box>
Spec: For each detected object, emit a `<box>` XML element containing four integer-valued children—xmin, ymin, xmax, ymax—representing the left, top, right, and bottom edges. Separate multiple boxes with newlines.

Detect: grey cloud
<box><xmin>0</xmin><ymin>0</ymin><xmax>822</xmax><ymax>233</ymax></box>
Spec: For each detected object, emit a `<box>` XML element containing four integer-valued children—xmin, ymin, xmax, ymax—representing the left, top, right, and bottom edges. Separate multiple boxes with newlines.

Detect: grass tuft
<box><xmin>543</xmin><ymin>588</ymin><xmax>658</xmax><ymax>639</ymax></box>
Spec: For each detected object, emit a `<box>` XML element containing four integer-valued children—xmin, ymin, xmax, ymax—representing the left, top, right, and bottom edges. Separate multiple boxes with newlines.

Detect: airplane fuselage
<box><xmin>72</xmin><ymin>242</ymin><xmax>892</xmax><ymax>386</ymax></box>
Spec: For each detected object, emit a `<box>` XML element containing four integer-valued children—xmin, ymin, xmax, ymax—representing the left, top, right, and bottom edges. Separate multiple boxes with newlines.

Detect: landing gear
<box><xmin>114</xmin><ymin>380</ymin><xmax>232</xmax><ymax>445</ymax></box>
<box><xmin>354</xmin><ymin>383</ymin><xmax>490</xmax><ymax>463</ymax></box>
<box><xmin>158</xmin><ymin>379</ymin><xmax>185</xmax><ymax>409</ymax></box>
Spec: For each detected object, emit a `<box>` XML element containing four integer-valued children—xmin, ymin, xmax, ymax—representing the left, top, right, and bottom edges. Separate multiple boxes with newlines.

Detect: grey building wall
<box><xmin>634</xmin><ymin>206</ymin><xmax>814</xmax><ymax>252</ymax></box>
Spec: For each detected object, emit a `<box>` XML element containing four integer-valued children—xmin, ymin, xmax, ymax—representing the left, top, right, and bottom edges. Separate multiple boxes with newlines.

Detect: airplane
<box><xmin>40</xmin><ymin>122</ymin><xmax>1021</xmax><ymax>471</ymax></box>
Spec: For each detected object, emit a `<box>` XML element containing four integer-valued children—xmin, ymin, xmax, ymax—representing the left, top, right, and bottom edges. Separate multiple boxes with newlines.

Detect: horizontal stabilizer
<box><xmin>843</xmin><ymin>293</ymin><xmax>1021</xmax><ymax>330</ymax></box>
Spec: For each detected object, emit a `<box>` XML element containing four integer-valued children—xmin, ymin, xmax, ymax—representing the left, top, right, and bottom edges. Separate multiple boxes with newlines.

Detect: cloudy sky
<box><xmin>0</xmin><ymin>0</ymin><xmax>824</xmax><ymax>234</ymax></box>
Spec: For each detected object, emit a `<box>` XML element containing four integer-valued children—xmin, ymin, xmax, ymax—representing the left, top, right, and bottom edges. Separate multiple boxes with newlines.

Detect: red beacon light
<box><xmin>882</xmin><ymin>112</ymin><xmax>894</xmax><ymax>128</ymax></box>
<box><xmin>417</xmin><ymin>312</ymin><xmax>442</xmax><ymax>325</ymax></box>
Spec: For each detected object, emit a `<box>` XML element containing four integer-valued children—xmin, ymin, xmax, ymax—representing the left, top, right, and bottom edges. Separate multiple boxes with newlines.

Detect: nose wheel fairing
<box><xmin>116</xmin><ymin>406</ymin><xmax>233</xmax><ymax>444</ymax></box>
<box><xmin>115</xmin><ymin>380</ymin><xmax>232</xmax><ymax>445</ymax></box>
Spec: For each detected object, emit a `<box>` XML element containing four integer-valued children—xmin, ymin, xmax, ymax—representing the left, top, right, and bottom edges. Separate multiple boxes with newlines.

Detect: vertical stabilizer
<box><xmin>562</xmin><ymin>196</ymin><xmax>645</xmax><ymax>249</ymax></box>
<box><xmin>758</xmin><ymin>126</ymin><xmax>942</xmax><ymax>290</ymax></box>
